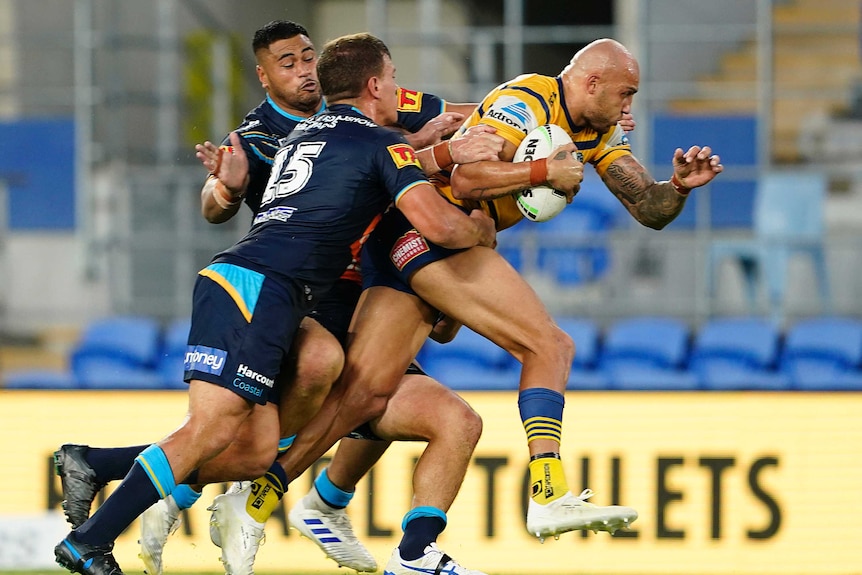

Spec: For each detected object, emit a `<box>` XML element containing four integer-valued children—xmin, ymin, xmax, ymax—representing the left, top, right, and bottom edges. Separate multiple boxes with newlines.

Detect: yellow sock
<box><xmin>244</xmin><ymin>475</ymin><xmax>284</xmax><ymax>523</ymax></box>
<box><xmin>528</xmin><ymin>454</ymin><xmax>568</xmax><ymax>505</ymax></box>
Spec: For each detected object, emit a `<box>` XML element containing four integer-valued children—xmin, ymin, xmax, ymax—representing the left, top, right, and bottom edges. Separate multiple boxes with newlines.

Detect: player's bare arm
<box><xmin>451</xmin><ymin>141</ymin><xmax>584</xmax><ymax>201</ymax></box>
<box><xmin>403</xmin><ymin>111</ymin><xmax>465</xmax><ymax>150</ymax></box>
<box><xmin>415</xmin><ymin>124</ymin><xmax>504</xmax><ymax>176</ymax></box>
<box><xmin>602</xmin><ymin>145</ymin><xmax>723</xmax><ymax>230</ymax></box>
<box><xmin>196</xmin><ymin>131</ymin><xmax>250</xmax><ymax>223</ymax></box>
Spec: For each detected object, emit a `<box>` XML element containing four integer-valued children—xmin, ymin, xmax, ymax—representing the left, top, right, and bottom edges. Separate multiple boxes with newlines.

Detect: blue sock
<box><xmin>314</xmin><ymin>467</ymin><xmax>353</xmax><ymax>509</ymax></box>
<box><xmin>518</xmin><ymin>388</ymin><xmax>564</xmax><ymax>446</ymax></box>
<box><xmin>85</xmin><ymin>445</ymin><xmax>149</xmax><ymax>483</ymax></box>
<box><xmin>171</xmin><ymin>484</ymin><xmax>201</xmax><ymax>510</ymax></box>
<box><xmin>75</xmin><ymin>444</ymin><xmax>175</xmax><ymax>545</ymax></box>
<box><xmin>399</xmin><ymin>507</ymin><xmax>447</xmax><ymax>561</ymax></box>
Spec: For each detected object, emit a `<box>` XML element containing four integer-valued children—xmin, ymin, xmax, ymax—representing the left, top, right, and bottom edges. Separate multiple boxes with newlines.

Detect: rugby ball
<box><xmin>514</xmin><ymin>124</ymin><xmax>573</xmax><ymax>222</ymax></box>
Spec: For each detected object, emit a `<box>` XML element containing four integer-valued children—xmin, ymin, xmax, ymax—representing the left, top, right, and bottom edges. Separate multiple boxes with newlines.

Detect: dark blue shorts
<box><xmin>184</xmin><ymin>263</ymin><xmax>316</xmax><ymax>405</ymax></box>
<box><xmin>360</xmin><ymin>207</ymin><xmax>465</xmax><ymax>295</ymax></box>
<box><xmin>308</xmin><ymin>279</ymin><xmax>362</xmax><ymax>346</ymax></box>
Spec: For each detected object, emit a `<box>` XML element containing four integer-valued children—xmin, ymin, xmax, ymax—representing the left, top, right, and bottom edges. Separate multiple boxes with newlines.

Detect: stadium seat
<box><xmin>566</xmin><ymin>369</ymin><xmax>611</xmax><ymax>391</ymax></box>
<box><xmin>70</xmin><ymin>315</ymin><xmax>162</xmax><ymax>374</ymax></box>
<box><xmin>424</xmin><ymin>359</ymin><xmax>519</xmax><ymax>391</ymax></box>
<box><xmin>689</xmin><ymin>317</ymin><xmax>790</xmax><ymax>390</ymax></box>
<box><xmin>418</xmin><ymin>327</ymin><xmax>514</xmax><ymax>373</ymax></box>
<box><xmin>606</xmin><ymin>364</ymin><xmax>700</xmax><ymax>391</ymax></box>
<box><xmin>600</xmin><ymin>317</ymin><xmax>690</xmax><ymax>370</ymax></box>
<box><xmin>555</xmin><ymin>317</ymin><xmax>609</xmax><ymax>390</ymax></box>
<box><xmin>2</xmin><ymin>369</ymin><xmax>78</xmax><ymax>390</ymax></box>
<box><xmin>156</xmin><ymin>317</ymin><xmax>191</xmax><ymax>390</ymax></box>
<box><xmin>781</xmin><ymin>317</ymin><xmax>862</xmax><ymax>390</ymax></box>
<box><xmin>75</xmin><ymin>358</ymin><xmax>167</xmax><ymax>390</ymax></box>
<box><xmin>599</xmin><ymin>317</ymin><xmax>694</xmax><ymax>390</ymax></box>
<box><xmin>536</xmin><ymin>200</ymin><xmax>613</xmax><ymax>286</ymax></box>
<box><xmin>707</xmin><ymin>171</ymin><xmax>830</xmax><ymax>320</ymax></box>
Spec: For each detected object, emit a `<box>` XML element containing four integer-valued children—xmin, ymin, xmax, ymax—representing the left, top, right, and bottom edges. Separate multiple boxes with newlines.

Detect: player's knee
<box><xmin>459</xmin><ymin>404</ymin><xmax>483</xmax><ymax>448</ymax></box>
<box><xmin>294</xmin><ymin>337</ymin><xmax>344</xmax><ymax>398</ymax></box>
<box><xmin>554</xmin><ymin>327</ymin><xmax>575</xmax><ymax>366</ymax></box>
<box><xmin>341</xmin><ymin>364</ymin><xmax>400</xmax><ymax>421</ymax></box>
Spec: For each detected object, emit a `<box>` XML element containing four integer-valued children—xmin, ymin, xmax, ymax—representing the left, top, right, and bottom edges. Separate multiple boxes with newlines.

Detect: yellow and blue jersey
<box><xmin>441</xmin><ymin>73</ymin><xmax>632</xmax><ymax>231</ymax></box>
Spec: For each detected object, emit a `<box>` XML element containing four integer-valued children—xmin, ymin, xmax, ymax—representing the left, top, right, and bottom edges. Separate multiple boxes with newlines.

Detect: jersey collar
<box><xmin>556</xmin><ymin>76</ymin><xmax>581</xmax><ymax>135</ymax></box>
<box><xmin>266</xmin><ymin>94</ymin><xmax>325</xmax><ymax>121</ymax></box>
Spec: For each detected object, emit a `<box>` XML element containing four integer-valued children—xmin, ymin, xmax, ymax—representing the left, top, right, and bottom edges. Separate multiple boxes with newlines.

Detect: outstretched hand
<box><xmin>672</xmin><ymin>145</ymin><xmax>723</xmax><ymax>189</ymax></box>
<box><xmin>404</xmin><ymin>112</ymin><xmax>465</xmax><ymax>150</ymax></box>
<box><xmin>195</xmin><ymin>131</ymin><xmax>249</xmax><ymax>193</ymax></box>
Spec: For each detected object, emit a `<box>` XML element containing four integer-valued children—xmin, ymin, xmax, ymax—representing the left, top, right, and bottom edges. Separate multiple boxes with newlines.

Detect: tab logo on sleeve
<box><xmin>397</xmin><ymin>88</ymin><xmax>422</xmax><ymax>112</ymax></box>
<box><xmin>387</xmin><ymin>144</ymin><xmax>421</xmax><ymax>169</ymax></box>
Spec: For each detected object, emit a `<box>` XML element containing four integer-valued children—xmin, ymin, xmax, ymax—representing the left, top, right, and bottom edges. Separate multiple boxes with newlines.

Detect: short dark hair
<box><xmin>252</xmin><ymin>20</ymin><xmax>310</xmax><ymax>54</ymax></box>
<box><xmin>317</xmin><ymin>33</ymin><xmax>391</xmax><ymax>102</ymax></box>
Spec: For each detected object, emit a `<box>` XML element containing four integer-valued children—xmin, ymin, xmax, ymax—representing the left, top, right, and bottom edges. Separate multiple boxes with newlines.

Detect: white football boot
<box><xmin>207</xmin><ymin>483</ymin><xmax>265</xmax><ymax>575</ymax></box>
<box><xmin>288</xmin><ymin>488</ymin><xmax>377</xmax><ymax>572</ymax></box>
<box><xmin>383</xmin><ymin>543</ymin><xmax>486</xmax><ymax>575</ymax></box>
<box><xmin>138</xmin><ymin>495</ymin><xmax>181</xmax><ymax>575</ymax></box>
<box><xmin>526</xmin><ymin>488</ymin><xmax>638</xmax><ymax>542</ymax></box>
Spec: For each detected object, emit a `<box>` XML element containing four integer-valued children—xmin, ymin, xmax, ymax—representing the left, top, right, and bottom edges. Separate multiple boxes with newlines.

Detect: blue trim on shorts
<box><xmin>205</xmin><ymin>262</ymin><xmax>265</xmax><ymax>318</ymax></box>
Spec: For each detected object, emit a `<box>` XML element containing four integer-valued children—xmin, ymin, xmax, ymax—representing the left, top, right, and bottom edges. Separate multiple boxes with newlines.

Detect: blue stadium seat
<box><xmin>418</xmin><ymin>327</ymin><xmax>513</xmax><ymax>373</ymax></box>
<box><xmin>156</xmin><ymin>318</ymin><xmax>191</xmax><ymax>390</ymax></box>
<box><xmin>555</xmin><ymin>317</ymin><xmax>609</xmax><ymax>390</ymax></box>
<box><xmin>424</xmin><ymin>360</ymin><xmax>519</xmax><ymax>391</ymax></box>
<box><xmin>707</xmin><ymin>171</ymin><xmax>830</xmax><ymax>320</ymax></box>
<box><xmin>599</xmin><ymin>317</ymin><xmax>694</xmax><ymax>390</ymax></box>
<box><xmin>690</xmin><ymin>317</ymin><xmax>790</xmax><ymax>390</ymax></box>
<box><xmin>70</xmin><ymin>315</ymin><xmax>162</xmax><ymax>374</ymax></box>
<box><xmin>600</xmin><ymin>317</ymin><xmax>690</xmax><ymax>370</ymax></box>
<box><xmin>566</xmin><ymin>369</ymin><xmax>611</xmax><ymax>391</ymax></box>
<box><xmin>781</xmin><ymin>317</ymin><xmax>862</xmax><ymax>390</ymax></box>
<box><xmin>75</xmin><ymin>358</ymin><xmax>167</xmax><ymax>390</ymax></box>
<box><xmin>607</xmin><ymin>364</ymin><xmax>700</xmax><ymax>391</ymax></box>
<box><xmin>536</xmin><ymin>200</ymin><xmax>613</xmax><ymax>286</ymax></box>
<box><xmin>3</xmin><ymin>369</ymin><xmax>78</xmax><ymax>390</ymax></box>
<box><xmin>416</xmin><ymin>327</ymin><xmax>521</xmax><ymax>391</ymax></box>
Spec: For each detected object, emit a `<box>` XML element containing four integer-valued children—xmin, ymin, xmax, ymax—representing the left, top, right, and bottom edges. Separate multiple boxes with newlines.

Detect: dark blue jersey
<box><xmin>214</xmin><ymin>104</ymin><xmax>429</xmax><ymax>290</ymax></box>
<box><xmin>224</xmin><ymin>90</ymin><xmax>444</xmax><ymax>216</ymax></box>
<box><xmin>394</xmin><ymin>87</ymin><xmax>445</xmax><ymax>133</ymax></box>
<box><xmin>223</xmin><ymin>95</ymin><xmax>325</xmax><ymax>214</ymax></box>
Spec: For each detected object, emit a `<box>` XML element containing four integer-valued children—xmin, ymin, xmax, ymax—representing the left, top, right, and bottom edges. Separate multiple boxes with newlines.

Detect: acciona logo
<box><xmin>237</xmin><ymin>364</ymin><xmax>275</xmax><ymax>388</ymax></box>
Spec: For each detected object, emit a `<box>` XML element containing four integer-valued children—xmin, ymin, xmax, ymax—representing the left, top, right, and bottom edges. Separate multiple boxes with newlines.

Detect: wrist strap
<box><xmin>529</xmin><ymin>158</ymin><xmax>549</xmax><ymax>187</ymax></box>
<box><xmin>213</xmin><ymin>179</ymin><xmax>243</xmax><ymax>210</ymax></box>
<box><xmin>432</xmin><ymin>140</ymin><xmax>453</xmax><ymax>170</ymax></box>
<box><xmin>670</xmin><ymin>173</ymin><xmax>691</xmax><ymax>196</ymax></box>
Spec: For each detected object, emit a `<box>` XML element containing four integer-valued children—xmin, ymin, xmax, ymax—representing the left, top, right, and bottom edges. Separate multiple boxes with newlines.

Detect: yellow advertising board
<box><xmin>1</xmin><ymin>390</ymin><xmax>861</xmax><ymax>574</ymax></box>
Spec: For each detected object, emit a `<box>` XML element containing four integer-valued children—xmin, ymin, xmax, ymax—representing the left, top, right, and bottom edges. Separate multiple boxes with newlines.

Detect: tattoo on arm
<box><xmin>602</xmin><ymin>155</ymin><xmax>687</xmax><ymax>230</ymax></box>
<box><xmin>604</xmin><ymin>157</ymin><xmax>652</xmax><ymax>205</ymax></box>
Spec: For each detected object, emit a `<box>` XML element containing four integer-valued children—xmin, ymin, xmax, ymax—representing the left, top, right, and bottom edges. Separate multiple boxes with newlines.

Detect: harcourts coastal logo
<box><xmin>236</xmin><ymin>364</ymin><xmax>275</xmax><ymax>388</ymax></box>
<box><xmin>184</xmin><ymin>346</ymin><xmax>227</xmax><ymax>375</ymax></box>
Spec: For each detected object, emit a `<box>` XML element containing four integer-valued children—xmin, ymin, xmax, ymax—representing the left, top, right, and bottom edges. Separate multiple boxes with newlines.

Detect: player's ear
<box><xmin>367</xmin><ymin>75</ymin><xmax>381</xmax><ymax>98</ymax></box>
